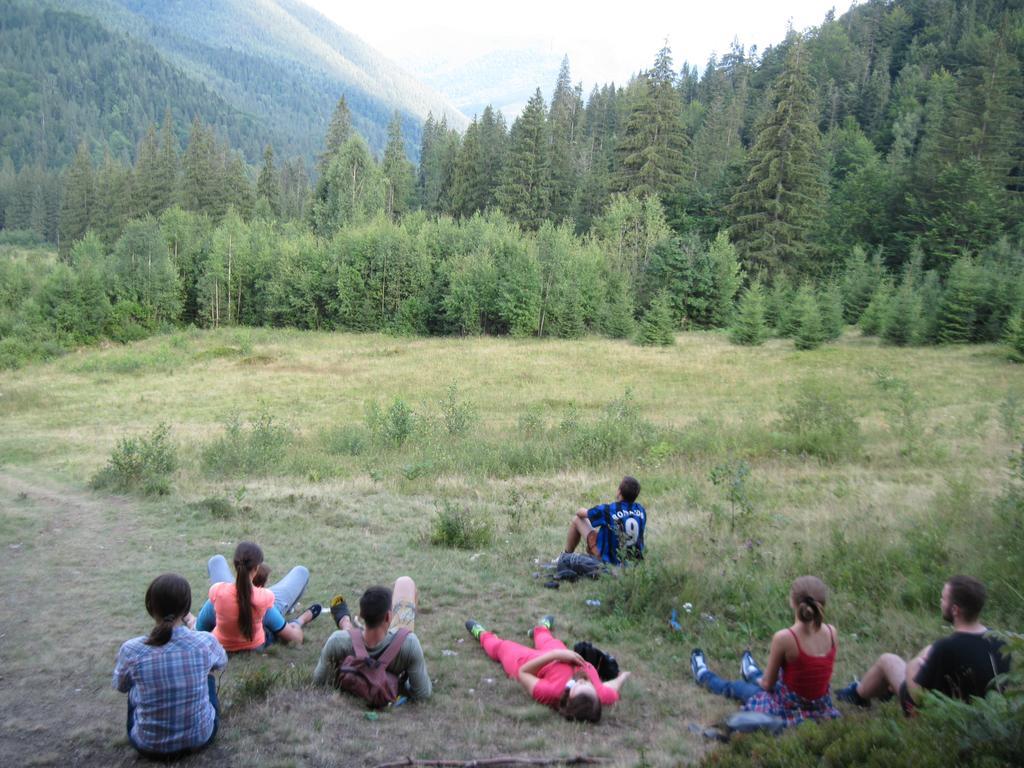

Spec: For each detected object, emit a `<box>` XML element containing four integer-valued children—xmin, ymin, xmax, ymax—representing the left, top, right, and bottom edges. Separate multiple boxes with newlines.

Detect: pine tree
<box><xmin>766</xmin><ymin>273</ymin><xmax>795</xmax><ymax>335</ymax></box>
<box><xmin>708</xmin><ymin>231</ymin><xmax>743</xmax><ymax>327</ymax></box>
<box><xmin>882</xmin><ymin>274</ymin><xmax>922</xmax><ymax>346</ymax></box>
<box><xmin>917</xmin><ymin>270</ymin><xmax>943</xmax><ymax>344</ymax></box>
<box><xmin>155</xmin><ymin>109</ymin><xmax>179</xmax><ymax>212</ymax></box>
<box><xmin>133</xmin><ymin>124</ymin><xmax>163</xmax><ymax>217</ymax></box>
<box><xmin>840</xmin><ymin>245</ymin><xmax>885</xmax><ymax>323</ymax></box>
<box><xmin>93</xmin><ymin>150</ymin><xmax>133</xmax><ymax>247</ymax></box>
<box><xmin>381</xmin><ymin>113</ymin><xmax>414</xmax><ymax>220</ymax></box>
<box><xmin>818</xmin><ymin>281</ymin><xmax>845</xmax><ymax>341</ymax></box>
<box><xmin>496</xmin><ymin>90</ymin><xmax>551</xmax><ymax>230</ymax></box>
<box><xmin>793</xmin><ymin>283</ymin><xmax>825</xmax><ymax>350</ymax></box>
<box><xmin>616</xmin><ymin>44</ymin><xmax>689</xmax><ymax>199</ymax></box>
<box><xmin>548</xmin><ymin>57</ymin><xmax>583</xmax><ymax>222</ymax></box>
<box><xmin>1004</xmin><ymin>308</ymin><xmax>1024</xmax><ymax>362</ymax></box>
<box><xmin>256</xmin><ymin>145</ymin><xmax>281</xmax><ymax>217</ymax></box>
<box><xmin>598</xmin><ymin>271</ymin><xmax>636</xmax><ymax>339</ymax></box>
<box><xmin>636</xmin><ymin>290</ymin><xmax>676</xmax><ymax>346</ymax></box>
<box><xmin>937</xmin><ymin>258</ymin><xmax>980</xmax><ymax>343</ymax></box>
<box><xmin>318</xmin><ymin>96</ymin><xmax>352</xmax><ymax>177</ymax></box>
<box><xmin>59</xmin><ymin>140</ymin><xmax>95</xmax><ymax>256</ymax></box>
<box><xmin>729</xmin><ymin>37</ymin><xmax>826</xmax><ymax>276</ymax></box>
<box><xmin>182</xmin><ymin>117</ymin><xmax>220</xmax><ymax>216</ymax></box>
<box><xmin>859</xmin><ymin>280</ymin><xmax>893</xmax><ymax>336</ymax></box>
<box><xmin>730</xmin><ymin>280</ymin><xmax>769</xmax><ymax>346</ymax></box>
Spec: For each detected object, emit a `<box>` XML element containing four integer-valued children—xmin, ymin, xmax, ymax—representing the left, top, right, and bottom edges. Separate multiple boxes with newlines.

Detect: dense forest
<box><xmin>2</xmin><ymin>0</ymin><xmax>1024</xmax><ymax>367</ymax></box>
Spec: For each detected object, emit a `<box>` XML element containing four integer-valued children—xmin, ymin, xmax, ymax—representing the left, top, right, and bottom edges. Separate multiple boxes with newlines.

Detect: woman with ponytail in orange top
<box><xmin>690</xmin><ymin>576</ymin><xmax>841</xmax><ymax>727</ymax></box>
<box><xmin>195</xmin><ymin>542</ymin><xmax>321</xmax><ymax>651</ymax></box>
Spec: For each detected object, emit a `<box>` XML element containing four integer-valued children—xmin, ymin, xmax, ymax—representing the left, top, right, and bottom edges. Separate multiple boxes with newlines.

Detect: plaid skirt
<box><xmin>742</xmin><ymin>682</ymin><xmax>841</xmax><ymax>727</ymax></box>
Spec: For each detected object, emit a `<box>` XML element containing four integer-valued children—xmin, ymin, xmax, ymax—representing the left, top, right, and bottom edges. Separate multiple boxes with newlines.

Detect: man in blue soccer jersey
<box><xmin>564</xmin><ymin>476</ymin><xmax>646</xmax><ymax>565</ymax></box>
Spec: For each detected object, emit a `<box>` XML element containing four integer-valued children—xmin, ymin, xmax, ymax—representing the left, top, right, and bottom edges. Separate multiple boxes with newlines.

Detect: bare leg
<box><xmin>390</xmin><ymin>576</ymin><xmax>417</xmax><ymax>633</ymax></box>
<box><xmin>856</xmin><ymin>653</ymin><xmax>907</xmax><ymax>700</ymax></box>
<box><xmin>565</xmin><ymin>513</ymin><xmax>593</xmax><ymax>553</ymax></box>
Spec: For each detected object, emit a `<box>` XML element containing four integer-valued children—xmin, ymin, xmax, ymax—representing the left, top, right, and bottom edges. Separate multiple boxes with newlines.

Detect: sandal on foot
<box><xmin>330</xmin><ymin>594</ymin><xmax>351</xmax><ymax>627</ymax></box>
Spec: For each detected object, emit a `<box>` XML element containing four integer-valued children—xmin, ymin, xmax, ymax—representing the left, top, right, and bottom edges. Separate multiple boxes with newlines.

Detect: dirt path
<box><xmin>0</xmin><ymin>469</ymin><xmax>165</xmax><ymax>766</ymax></box>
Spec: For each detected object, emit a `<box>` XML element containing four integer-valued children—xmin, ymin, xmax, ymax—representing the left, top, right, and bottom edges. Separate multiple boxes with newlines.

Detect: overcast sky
<box><xmin>305</xmin><ymin>0</ymin><xmax>856</xmax><ymax>88</ymax></box>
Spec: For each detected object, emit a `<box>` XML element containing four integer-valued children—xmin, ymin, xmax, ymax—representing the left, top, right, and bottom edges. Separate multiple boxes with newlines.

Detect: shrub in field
<box><xmin>709</xmin><ymin>459</ymin><xmax>756</xmax><ymax>531</ymax></box>
<box><xmin>366</xmin><ymin>397</ymin><xmax>417</xmax><ymax>446</ymax></box>
<box><xmin>872</xmin><ymin>371</ymin><xmax>926</xmax><ymax>457</ymax></box>
<box><xmin>90</xmin><ymin>423</ymin><xmax>177</xmax><ymax>496</ymax></box>
<box><xmin>571</xmin><ymin>389</ymin><xmax>654</xmax><ymax>465</ymax></box>
<box><xmin>428</xmin><ymin>502</ymin><xmax>492</xmax><ymax>549</ymax></box>
<box><xmin>321</xmin><ymin>424</ymin><xmax>368</xmax><ymax>456</ymax></box>
<box><xmin>439</xmin><ymin>382</ymin><xmax>477</xmax><ymax>437</ymax></box>
<box><xmin>599</xmin><ymin>559</ymin><xmax>688</xmax><ymax>624</ymax></box>
<box><xmin>779</xmin><ymin>380</ymin><xmax>862</xmax><ymax>462</ymax></box>
<box><xmin>201</xmin><ymin>411</ymin><xmax>292</xmax><ymax>476</ymax></box>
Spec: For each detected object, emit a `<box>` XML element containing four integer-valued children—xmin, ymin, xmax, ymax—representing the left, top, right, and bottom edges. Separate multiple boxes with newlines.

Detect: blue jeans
<box><xmin>195</xmin><ymin>555</ymin><xmax>309</xmax><ymax>641</ymax></box>
<box><xmin>700</xmin><ymin>670</ymin><xmax>764</xmax><ymax>703</ymax></box>
<box><xmin>127</xmin><ymin>674</ymin><xmax>218</xmax><ymax>757</ymax></box>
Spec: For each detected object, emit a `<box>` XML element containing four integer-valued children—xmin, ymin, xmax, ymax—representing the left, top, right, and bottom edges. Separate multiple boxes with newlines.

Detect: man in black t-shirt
<box><xmin>836</xmin><ymin>575</ymin><xmax>1011</xmax><ymax>713</ymax></box>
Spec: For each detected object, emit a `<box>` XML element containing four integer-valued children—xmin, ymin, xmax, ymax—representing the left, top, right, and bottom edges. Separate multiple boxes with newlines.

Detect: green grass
<box><xmin>0</xmin><ymin>327</ymin><xmax>1022</xmax><ymax>766</ymax></box>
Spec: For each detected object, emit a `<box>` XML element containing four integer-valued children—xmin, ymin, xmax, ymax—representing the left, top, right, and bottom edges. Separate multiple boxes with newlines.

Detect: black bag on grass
<box><xmin>555</xmin><ymin>552</ymin><xmax>603</xmax><ymax>581</ymax></box>
<box><xmin>573</xmin><ymin>641</ymin><xmax>620</xmax><ymax>681</ymax></box>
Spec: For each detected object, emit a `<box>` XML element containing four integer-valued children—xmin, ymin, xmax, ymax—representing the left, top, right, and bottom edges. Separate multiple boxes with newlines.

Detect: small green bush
<box><xmin>189</xmin><ymin>496</ymin><xmax>237</xmax><ymax>519</ymax></box>
<box><xmin>90</xmin><ymin>423</ymin><xmax>177</xmax><ymax>496</ymax></box>
<box><xmin>428</xmin><ymin>502</ymin><xmax>492</xmax><ymax>549</ymax></box>
<box><xmin>779</xmin><ymin>380</ymin><xmax>862</xmax><ymax>462</ymax></box>
<box><xmin>201</xmin><ymin>411</ymin><xmax>292</xmax><ymax>477</ymax></box>
<box><xmin>439</xmin><ymin>382</ymin><xmax>477</xmax><ymax>438</ymax></box>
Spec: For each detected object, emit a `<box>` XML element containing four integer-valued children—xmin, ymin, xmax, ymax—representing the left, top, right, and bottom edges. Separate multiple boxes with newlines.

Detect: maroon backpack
<box><xmin>336</xmin><ymin>627</ymin><xmax>411</xmax><ymax>708</ymax></box>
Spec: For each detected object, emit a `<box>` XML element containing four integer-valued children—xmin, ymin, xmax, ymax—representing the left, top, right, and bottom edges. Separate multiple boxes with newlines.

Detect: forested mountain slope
<box><xmin>56</xmin><ymin>0</ymin><xmax>467</xmax><ymax>157</ymax></box>
<box><xmin>1</xmin><ymin>0</ymin><xmax>465</xmax><ymax>170</ymax></box>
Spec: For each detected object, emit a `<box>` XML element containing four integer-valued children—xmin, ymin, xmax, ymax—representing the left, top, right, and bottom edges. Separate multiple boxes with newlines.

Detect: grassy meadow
<box><xmin>1</xmin><ymin>327</ymin><xmax>1022</xmax><ymax>767</ymax></box>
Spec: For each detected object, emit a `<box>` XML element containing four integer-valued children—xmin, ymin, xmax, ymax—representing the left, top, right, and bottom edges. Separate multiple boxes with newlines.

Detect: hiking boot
<box><xmin>465</xmin><ymin>619</ymin><xmax>485</xmax><ymax>640</ymax></box>
<box><xmin>834</xmin><ymin>679</ymin><xmax>871</xmax><ymax>707</ymax></box>
<box><xmin>691</xmin><ymin>648</ymin><xmax>710</xmax><ymax>684</ymax></box>
<box><xmin>740</xmin><ymin>650</ymin><xmax>763</xmax><ymax>683</ymax></box>
<box><xmin>329</xmin><ymin>595</ymin><xmax>350</xmax><ymax>628</ymax></box>
<box><xmin>529</xmin><ymin>615</ymin><xmax>555</xmax><ymax>639</ymax></box>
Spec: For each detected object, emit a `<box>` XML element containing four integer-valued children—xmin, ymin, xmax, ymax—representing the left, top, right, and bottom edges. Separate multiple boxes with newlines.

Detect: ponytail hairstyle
<box><xmin>144</xmin><ymin>573</ymin><xmax>192</xmax><ymax>646</ymax></box>
<box><xmin>233</xmin><ymin>541</ymin><xmax>264</xmax><ymax>641</ymax></box>
<box><xmin>791</xmin><ymin>575</ymin><xmax>828</xmax><ymax>629</ymax></box>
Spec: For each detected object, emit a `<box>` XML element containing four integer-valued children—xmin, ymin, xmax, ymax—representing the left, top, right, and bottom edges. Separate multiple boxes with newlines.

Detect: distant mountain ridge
<box><xmin>6</xmin><ymin>0</ymin><xmax>467</xmax><ymax>168</ymax></box>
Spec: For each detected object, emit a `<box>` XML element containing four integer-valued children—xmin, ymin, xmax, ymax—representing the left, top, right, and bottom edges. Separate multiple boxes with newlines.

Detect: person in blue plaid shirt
<box><xmin>113</xmin><ymin>573</ymin><xmax>227</xmax><ymax>758</ymax></box>
<box><xmin>564</xmin><ymin>476</ymin><xmax>646</xmax><ymax>565</ymax></box>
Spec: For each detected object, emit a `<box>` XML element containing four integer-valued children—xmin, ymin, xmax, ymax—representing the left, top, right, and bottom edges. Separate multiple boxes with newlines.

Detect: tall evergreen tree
<box><xmin>381</xmin><ymin>114</ymin><xmax>414</xmax><ymax>220</ymax></box>
<box><xmin>58</xmin><ymin>141</ymin><xmax>95</xmax><ymax>255</ymax></box>
<box><xmin>496</xmin><ymin>90</ymin><xmax>551</xmax><ymax>230</ymax></box>
<box><xmin>730</xmin><ymin>38</ymin><xmax>826</xmax><ymax>277</ymax></box>
<box><xmin>155</xmin><ymin>109</ymin><xmax>179</xmax><ymax>213</ymax></box>
<box><xmin>256</xmin><ymin>145</ymin><xmax>281</xmax><ymax>217</ymax></box>
<box><xmin>318</xmin><ymin>96</ymin><xmax>352</xmax><ymax>177</ymax></box>
<box><xmin>616</xmin><ymin>44</ymin><xmax>689</xmax><ymax>199</ymax></box>
<box><xmin>133</xmin><ymin>124</ymin><xmax>163</xmax><ymax>217</ymax></box>
<box><xmin>548</xmin><ymin>57</ymin><xmax>583</xmax><ymax>222</ymax></box>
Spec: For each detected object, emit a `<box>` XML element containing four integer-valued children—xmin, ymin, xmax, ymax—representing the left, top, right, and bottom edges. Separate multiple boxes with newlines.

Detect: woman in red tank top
<box><xmin>690</xmin><ymin>576</ymin><xmax>841</xmax><ymax>727</ymax></box>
